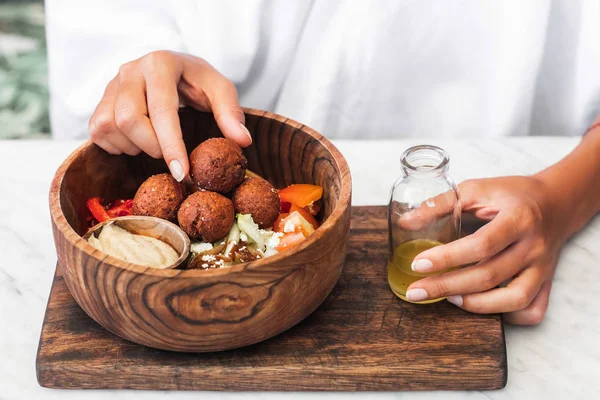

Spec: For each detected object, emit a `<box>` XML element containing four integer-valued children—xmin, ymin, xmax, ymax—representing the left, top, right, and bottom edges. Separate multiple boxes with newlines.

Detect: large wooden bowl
<box><xmin>49</xmin><ymin>108</ymin><xmax>352</xmax><ymax>352</ymax></box>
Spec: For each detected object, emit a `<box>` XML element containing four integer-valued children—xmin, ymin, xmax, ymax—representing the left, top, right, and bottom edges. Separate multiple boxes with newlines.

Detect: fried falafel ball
<box><xmin>190</xmin><ymin>138</ymin><xmax>248</xmax><ymax>194</ymax></box>
<box><xmin>232</xmin><ymin>177</ymin><xmax>280</xmax><ymax>228</ymax></box>
<box><xmin>177</xmin><ymin>191</ymin><xmax>235</xmax><ymax>242</ymax></box>
<box><xmin>132</xmin><ymin>173</ymin><xmax>187</xmax><ymax>221</ymax></box>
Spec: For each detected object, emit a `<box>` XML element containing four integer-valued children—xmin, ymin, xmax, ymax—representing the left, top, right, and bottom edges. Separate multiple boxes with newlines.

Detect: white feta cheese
<box><xmin>267</xmin><ymin>232</ymin><xmax>283</xmax><ymax>248</ymax></box>
<box><xmin>190</xmin><ymin>242</ymin><xmax>213</xmax><ymax>254</ymax></box>
<box><xmin>283</xmin><ymin>221</ymin><xmax>295</xmax><ymax>233</ymax></box>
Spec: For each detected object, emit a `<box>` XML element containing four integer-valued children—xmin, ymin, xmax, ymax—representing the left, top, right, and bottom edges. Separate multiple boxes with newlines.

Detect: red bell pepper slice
<box><xmin>86</xmin><ymin>198</ymin><xmax>111</xmax><ymax>223</ymax></box>
<box><xmin>107</xmin><ymin>199</ymin><xmax>133</xmax><ymax>218</ymax></box>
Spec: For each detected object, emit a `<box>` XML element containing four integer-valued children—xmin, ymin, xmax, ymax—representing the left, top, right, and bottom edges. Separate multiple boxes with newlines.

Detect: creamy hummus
<box><xmin>88</xmin><ymin>222</ymin><xmax>179</xmax><ymax>269</ymax></box>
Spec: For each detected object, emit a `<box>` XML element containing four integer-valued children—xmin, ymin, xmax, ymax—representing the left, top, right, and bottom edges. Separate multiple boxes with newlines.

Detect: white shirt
<box><xmin>46</xmin><ymin>0</ymin><xmax>600</xmax><ymax>140</ymax></box>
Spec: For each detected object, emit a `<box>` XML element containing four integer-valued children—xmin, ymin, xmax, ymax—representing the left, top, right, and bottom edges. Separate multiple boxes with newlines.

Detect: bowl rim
<box><xmin>49</xmin><ymin>108</ymin><xmax>352</xmax><ymax>278</ymax></box>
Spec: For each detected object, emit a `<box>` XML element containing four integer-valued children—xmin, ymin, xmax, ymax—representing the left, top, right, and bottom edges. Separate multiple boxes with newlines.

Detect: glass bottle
<box><xmin>388</xmin><ymin>145</ymin><xmax>461</xmax><ymax>304</ymax></box>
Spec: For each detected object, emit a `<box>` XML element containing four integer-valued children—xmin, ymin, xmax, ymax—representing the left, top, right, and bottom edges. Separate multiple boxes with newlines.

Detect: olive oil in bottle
<box><xmin>387</xmin><ymin>145</ymin><xmax>461</xmax><ymax>304</ymax></box>
<box><xmin>387</xmin><ymin>239</ymin><xmax>447</xmax><ymax>304</ymax></box>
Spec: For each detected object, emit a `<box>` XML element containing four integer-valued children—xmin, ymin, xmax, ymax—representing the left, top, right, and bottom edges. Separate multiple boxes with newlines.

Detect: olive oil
<box><xmin>388</xmin><ymin>239</ymin><xmax>450</xmax><ymax>304</ymax></box>
<box><xmin>388</xmin><ymin>145</ymin><xmax>461</xmax><ymax>304</ymax></box>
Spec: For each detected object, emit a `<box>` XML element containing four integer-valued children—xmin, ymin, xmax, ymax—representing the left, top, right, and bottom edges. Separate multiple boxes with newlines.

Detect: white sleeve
<box><xmin>46</xmin><ymin>0</ymin><xmax>185</xmax><ymax>139</ymax></box>
<box><xmin>530</xmin><ymin>0</ymin><xmax>600</xmax><ymax>136</ymax></box>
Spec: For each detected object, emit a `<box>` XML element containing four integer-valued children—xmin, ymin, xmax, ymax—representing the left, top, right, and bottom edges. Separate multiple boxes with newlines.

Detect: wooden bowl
<box><xmin>49</xmin><ymin>108</ymin><xmax>352</xmax><ymax>352</ymax></box>
<box><xmin>82</xmin><ymin>216</ymin><xmax>191</xmax><ymax>269</ymax></box>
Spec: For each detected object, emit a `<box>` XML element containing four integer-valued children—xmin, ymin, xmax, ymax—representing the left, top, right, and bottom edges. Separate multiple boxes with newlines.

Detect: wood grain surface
<box><xmin>49</xmin><ymin>108</ymin><xmax>352</xmax><ymax>352</ymax></box>
<box><xmin>37</xmin><ymin>206</ymin><xmax>507</xmax><ymax>391</ymax></box>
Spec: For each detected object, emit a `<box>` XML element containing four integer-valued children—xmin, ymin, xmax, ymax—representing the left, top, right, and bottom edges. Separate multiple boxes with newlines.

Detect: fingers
<box><xmin>397</xmin><ymin>189</ymin><xmax>459</xmax><ymax>231</ymax></box>
<box><xmin>406</xmin><ymin>240</ymin><xmax>527</xmax><ymax>301</ymax></box>
<box><xmin>412</xmin><ymin>209</ymin><xmax>520</xmax><ymax>273</ymax></box>
<box><xmin>90</xmin><ymin>133</ymin><xmax>121</xmax><ymax>155</ymax></box>
<box><xmin>143</xmin><ymin>53</ymin><xmax>188</xmax><ymax>182</ymax></box>
<box><xmin>503</xmin><ymin>280</ymin><xmax>552</xmax><ymax>325</ymax></box>
<box><xmin>210</xmin><ymin>82</ymin><xmax>251</xmax><ymax>147</ymax></box>
<box><xmin>89</xmin><ymin>77</ymin><xmax>141</xmax><ymax>156</ymax></box>
<box><xmin>446</xmin><ymin>264</ymin><xmax>546</xmax><ymax>314</ymax></box>
<box><xmin>179</xmin><ymin>54</ymin><xmax>252</xmax><ymax>147</ymax></box>
<box><xmin>114</xmin><ymin>65</ymin><xmax>162</xmax><ymax>159</ymax></box>
<box><xmin>90</xmin><ymin>51</ymin><xmax>250</xmax><ymax>182</ymax></box>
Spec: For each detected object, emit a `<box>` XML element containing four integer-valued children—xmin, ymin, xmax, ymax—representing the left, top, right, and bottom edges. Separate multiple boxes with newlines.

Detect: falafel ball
<box><xmin>190</xmin><ymin>138</ymin><xmax>248</xmax><ymax>194</ymax></box>
<box><xmin>133</xmin><ymin>173</ymin><xmax>187</xmax><ymax>221</ymax></box>
<box><xmin>177</xmin><ymin>191</ymin><xmax>234</xmax><ymax>242</ymax></box>
<box><xmin>232</xmin><ymin>177</ymin><xmax>280</xmax><ymax>228</ymax></box>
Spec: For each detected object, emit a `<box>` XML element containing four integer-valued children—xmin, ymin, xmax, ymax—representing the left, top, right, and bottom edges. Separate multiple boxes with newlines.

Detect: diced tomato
<box><xmin>86</xmin><ymin>198</ymin><xmax>111</xmax><ymax>223</ymax></box>
<box><xmin>273</xmin><ymin>213</ymin><xmax>289</xmax><ymax>232</ymax></box>
<box><xmin>289</xmin><ymin>204</ymin><xmax>319</xmax><ymax>230</ymax></box>
<box><xmin>276</xmin><ymin>231</ymin><xmax>307</xmax><ymax>252</ymax></box>
<box><xmin>275</xmin><ymin>211</ymin><xmax>315</xmax><ymax>237</ymax></box>
<box><xmin>278</xmin><ymin>184</ymin><xmax>323</xmax><ymax>208</ymax></box>
<box><xmin>280</xmin><ymin>201</ymin><xmax>292</xmax><ymax>213</ymax></box>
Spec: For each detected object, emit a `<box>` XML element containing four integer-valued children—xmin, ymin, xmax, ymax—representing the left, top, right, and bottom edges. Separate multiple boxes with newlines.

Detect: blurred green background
<box><xmin>0</xmin><ymin>0</ymin><xmax>49</xmax><ymax>139</ymax></box>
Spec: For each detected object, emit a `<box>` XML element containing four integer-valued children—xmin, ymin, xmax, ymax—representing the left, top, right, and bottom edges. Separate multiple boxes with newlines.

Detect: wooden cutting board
<box><xmin>36</xmin><ymin>206</ymin><xmax>507</xmax><ymax>391</ymax></box>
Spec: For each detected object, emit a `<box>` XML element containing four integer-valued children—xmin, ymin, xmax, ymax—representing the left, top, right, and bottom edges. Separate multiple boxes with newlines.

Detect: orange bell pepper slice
<box><xmin>278</xmin><ymin>184</ymin><xmax>323</xmax><ymax>208</ymax></box>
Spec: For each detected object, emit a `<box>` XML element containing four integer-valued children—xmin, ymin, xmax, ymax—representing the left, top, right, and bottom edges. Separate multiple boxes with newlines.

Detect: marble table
<box><xmin>1</xmin><ymin>138</ymin><xmax>598</xmax><ymax>399</ymax></box>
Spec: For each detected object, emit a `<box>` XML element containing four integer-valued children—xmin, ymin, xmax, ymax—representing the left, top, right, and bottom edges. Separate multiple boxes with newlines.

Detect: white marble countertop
<box><xmin>1</xmin><ymin>138</ymin><xmax>599</xmax><ymax>399</ymax></box>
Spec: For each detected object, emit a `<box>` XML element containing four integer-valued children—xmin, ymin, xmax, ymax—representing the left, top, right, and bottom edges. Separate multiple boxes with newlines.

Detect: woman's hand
<box><xmin>88</xmin><ymin>51</ymin><xmax>251</xmax><ymax>182</ymax></box>
<box><xmin>405</xmin><ymin>176</ymin><xmax>568</xmax><ymax>325</ymax></box>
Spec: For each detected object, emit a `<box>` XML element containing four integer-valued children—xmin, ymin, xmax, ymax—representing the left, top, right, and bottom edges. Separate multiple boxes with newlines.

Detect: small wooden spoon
<box><xmin>83</xmin><ymin>216</ymin><xmax>191</xmax><ymax>269</ymax></box>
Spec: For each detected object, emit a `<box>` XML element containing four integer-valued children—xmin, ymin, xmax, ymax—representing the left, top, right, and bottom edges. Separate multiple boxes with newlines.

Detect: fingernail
<box><xmin>406</xmin><ymin>288</ymin><xmax>428</xmax><ymax>302</ymax></box>
<box><xmin>169</xmin><ymin>160</ymin><xmax>185</xmax><ymax>182</ymax></box>
<box><xmin>412</xmin><ymin>258</ymin><xmax>433</xmax><ymax>272</ymax></box>
<box><xmin>447</xmin><ymin>295</ymin><xmax>463</xmax><ymax>307</ymax></box>
<box><xmin>240</xmin><ymin>123</ymin><xmax>252</xmax><ymax>142</ymax></box>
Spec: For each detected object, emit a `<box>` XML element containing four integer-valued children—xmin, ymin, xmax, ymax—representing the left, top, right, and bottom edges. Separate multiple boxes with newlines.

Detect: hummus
<box><xmin>88</xmin><ymin>222</ymin><xmax>179</xmax><ymax>269</ymax></box>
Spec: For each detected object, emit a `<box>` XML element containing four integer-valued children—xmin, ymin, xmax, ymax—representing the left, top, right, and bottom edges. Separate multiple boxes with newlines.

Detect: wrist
<box><xmin>531</xmin><ymin>171</ymin><xmax>575</xmax><ymax>242</ymax></box>
<box><xmin>533</xmin><ymin>136</ymin><xmax>600</xmax><ymax>239</ymax></box>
